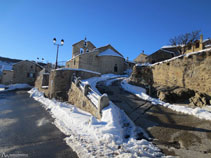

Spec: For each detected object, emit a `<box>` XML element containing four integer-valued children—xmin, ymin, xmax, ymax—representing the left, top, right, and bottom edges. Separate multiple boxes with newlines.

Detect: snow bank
<box><xmin>28</xmin><ymin>88</ymin><xmax>163</xmax><ymax>158</ymax></box>
<box><xmin>121</xmin><ymin>79</ymin><xmax>211</xmax><ymax>121</ymax></box>
<box><xmin>0</xmin><ymin>84</ymin><xmax>32</xmax><ymax>92</ymax></box>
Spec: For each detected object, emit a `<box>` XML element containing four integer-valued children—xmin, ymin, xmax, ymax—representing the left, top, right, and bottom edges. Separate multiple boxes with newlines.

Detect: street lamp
<box><xmin>53</xmin><ymin>37</ymin><xmax>64</xmax><ymax>69</ymax></box>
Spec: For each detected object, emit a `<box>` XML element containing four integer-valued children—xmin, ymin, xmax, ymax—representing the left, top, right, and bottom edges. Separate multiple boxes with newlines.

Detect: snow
<box><xmin>205</xmin><ymin>44</ymin><xmax>211</xmax><ymax>48</ymax></box>
<box><xmin>41</xmin><ymin>86</ymin><xmax>48</xmax><ymax>89</ymax></box>
<box><xmin>82</xmin><ymin>74</ymin><xmax>127</xmax><ymax>95</ymax></box>
<box><xmin>28</xmin><ymin>88</ymin><xmax>163</xmax><ymax>158</ymax></box>
<box><xmin>161</xmin><ymin>49</ymin><xmax>176</xmax><ymax>55</ymax></box>
<box><xmin>56</xmin><ymin>68</ymin><xmax>101</xmax><ymax>75</ymax></box>
<box><xmin>161</xmin><ymin>45</ymin><xmax>177</xmax><ymax>49</ymax></box>
<box><xmin>161</xmin><ymin>45</ymin><xmax>184</xmax><ymax>49</ymax></box>
<box><xmin>98</xmin><ymin>49</ymin><xmax>123</xmax><ymax>58</ymax></box>
<box><xmin>203</xmin><ymin>39</ymin><xmax>210</xmax><ymax>43</ymax></box>
<box><xmin>121</xmin><ymin>79</ymin><xmax>211</xmax><ymax>121</ymax></box>
<box><xmin>0</xmin><ymin>84</ymin><xmax>32</xmax><ymax>92</ymax></box>
<box><xmin>0</xmin><ymin>61</ymin><xmax>14</xmax><ymax>72</ymax></box>
<box><xmin>124</xmin><ymin>69</ymin><xmax>133</xmax><ymax>76</ymax></box>
<box><xmin>136</xmin><ymin>63</ymin><xmax>152</xmax><ymax>67</ymax></box>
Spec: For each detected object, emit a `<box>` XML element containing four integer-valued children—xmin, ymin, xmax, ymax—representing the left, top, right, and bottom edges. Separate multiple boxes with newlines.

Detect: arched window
<box><xmin>114</xmin><ymin>64</ymin><xmax>118</xmax><ymax>72</ymax></box>
<box><xmin>80</xmin><ymin>48</ymin><xmax>84</xmax><ymax>54</ymax></box>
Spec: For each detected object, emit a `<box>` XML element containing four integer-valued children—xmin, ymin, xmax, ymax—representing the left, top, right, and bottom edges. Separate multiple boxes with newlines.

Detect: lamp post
<box><xmin>53</xmin><ymin>38</ymin><xmax>64</xmax><ymax>69</ymax></box>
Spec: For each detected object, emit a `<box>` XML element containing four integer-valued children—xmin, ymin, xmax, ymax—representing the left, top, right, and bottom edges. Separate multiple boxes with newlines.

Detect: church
<box><xmin>66</xmin><ymin>38</ymin><xmax>126</xmax><ymax>74</ymax></box>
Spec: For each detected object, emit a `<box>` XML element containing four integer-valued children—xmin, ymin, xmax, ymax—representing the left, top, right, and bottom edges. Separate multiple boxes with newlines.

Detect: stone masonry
<box><xmin>35</xmin><ymin>68</ymin><xmax>101</xmax><ymax>101</ymax></box>
<box><xmin>129</xmin><ymin>49</ymin><xmax>211</xmax><ymax>102</ymax></box>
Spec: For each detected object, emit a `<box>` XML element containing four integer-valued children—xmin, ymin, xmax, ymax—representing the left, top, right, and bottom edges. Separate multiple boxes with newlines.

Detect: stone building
<box><xmin>146</xmin><ymin>48</ymin><xmax>177</xmax><ymax>64</ymax></box>
<box><xmin>134</xmin><ymin>52</ymin><xmax>148</xmax><ymax>63</ymax></box>
<box><xmin>182</xmin><ymin>35</ymin><xmax>211</xmax><ymax>54</ymax></box>
<box><xmin>13</xmin><ymin>60</ymin><xmax>43</xmax><ymax>85</ymax></box>
<box><xmin>1</xmin><ymin>70</ymin><xmax>14</xmax><ymax>85</ymax></box>
<box><xmin>66</xmin><ymin>39</ymin><xmax>125</xmax><ymax>74</ymax></box>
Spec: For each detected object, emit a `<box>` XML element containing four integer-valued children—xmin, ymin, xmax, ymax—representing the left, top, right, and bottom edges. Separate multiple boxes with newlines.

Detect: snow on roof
<box><xmin>161</xmin><ymin>45</ymin><xmax>177</xmax><ymax>49</ymax></box>
<box><xmin>151</xmin><ymin>47</ymin><xmax>211</xmax><ymax>66</ymax></box>
<box><xmin>56</xmin><ymin>68</ymin><xmax>101</xmax><ymax>75</ymax></box>
<box><xmin>203</xmin><ymin>39</ymin><xmax>210</xmax><ymax>43</ymax></box>
<box><xmin>0</xmin><ymin>61</ymin><xmax>14</xmax><ymax>71</ymax></box>
<box><xmin>205</xmin><ymin>44</ymin><xmax>211</xmax><ymax>48</ymax></box>
<box><xmin>98</xmin><ymin>49</ymin><xmax>123</xmax><ymax>58</ymax></box>
<box><xmin>161</xmin><ymin>45</ymin><xmax>185</xmax><ymax>49</ymax></box>
<box><xmin>161</xmin><ymin>48</ymin><xmax>175</xmax><ymax>54</ymax></box>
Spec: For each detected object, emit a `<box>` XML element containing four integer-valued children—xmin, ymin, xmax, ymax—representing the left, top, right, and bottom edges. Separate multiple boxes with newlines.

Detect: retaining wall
<box><xmin>129</xmin><ymin>49</ymin><xmax>211</xmax><ymax>96</ymax></box>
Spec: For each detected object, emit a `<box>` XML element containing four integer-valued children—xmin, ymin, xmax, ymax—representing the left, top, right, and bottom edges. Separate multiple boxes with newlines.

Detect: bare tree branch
<box><xmin>169</xmin><ymin>30</ymin><xmax>201</xmax><ymax>54</ymax></box>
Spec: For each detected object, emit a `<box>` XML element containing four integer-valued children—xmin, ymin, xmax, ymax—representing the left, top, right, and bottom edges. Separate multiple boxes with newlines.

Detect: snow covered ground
<box><xmin>121</xmin><ymin>78</ymin><xmax>211</xmax><ymax>121</ymax></box>
<box><xmin>28</xmin><ymin>74</ymin><xmax>166</xmax><ymax>158</ymax></box>
<box><xmin>0</xmin><ymin>84</ymin><xmax>32</xmax><ymax>92</ymax></box>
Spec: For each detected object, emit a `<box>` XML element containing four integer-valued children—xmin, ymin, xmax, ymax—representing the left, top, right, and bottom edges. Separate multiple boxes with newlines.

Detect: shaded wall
<box><xmin>130</xmin><ymin>50</ymin><xmax>211</xmax><ymax>97</ymax></box>
<box><xmin>47</xmin><ymin>69</ymin><xmax>101</xmax><ymax>101</ymax></box>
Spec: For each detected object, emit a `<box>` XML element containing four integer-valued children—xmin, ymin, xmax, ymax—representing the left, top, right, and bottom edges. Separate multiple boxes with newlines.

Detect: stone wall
<box><xmin>13</xmin><ymin>61</ymin><xmax>42</xmax><ymax>85</ymax></box>
<box><xmin>68</xmin><ymin>82</ymin><xmax>102</xmax><ymax>119</ymax></box>
<box><xmin>66</xmin><ymin>52</ymin><xmax>125</xmax><ymax>75</ymax></box>
<box><xmin>35</xmin><ymin>73</ymin><xmax>49</xmax><ymax>96</ymax></box>
<box><xmin>129</xmin><ymin>49</ymin><xmax>211</xmax><ymax>97</ymax></box>
<box><xmin>1</xmin><ymin>70</ymin><xmax>14</xmax><ymax>85</ymax></box>
<box><xmin>47</xmin><ymin>69</ymin><xmax>101</xmax><ymax>101</ymax></box>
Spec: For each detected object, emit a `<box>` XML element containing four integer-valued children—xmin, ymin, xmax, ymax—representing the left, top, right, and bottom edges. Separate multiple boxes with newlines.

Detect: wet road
<box><xmin>97</xmin><ymin>79</ymin><xmax>211</xmax><ymax>158</ymax></box>
<box><xmin>0</xmin><ymin>90</ymin><xmax>78</xmax><ymax>158</ymax></box>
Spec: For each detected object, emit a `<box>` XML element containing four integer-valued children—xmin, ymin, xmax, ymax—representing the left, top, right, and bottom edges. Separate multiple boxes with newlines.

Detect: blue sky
<box><xmin>0</xmin><ymin>0</ymin><xmax>211</xmax><ymax>64</ymax></box>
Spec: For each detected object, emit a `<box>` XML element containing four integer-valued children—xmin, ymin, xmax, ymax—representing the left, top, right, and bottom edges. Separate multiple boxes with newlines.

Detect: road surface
<box><xmin>97</xmin><ymin>79</ymin><xmax>211</xmax><ymax>158</ymax></box>
<box><xmin>0</xmin><ymin>90</ymin><xmax>78</xmax><ymax>158</ymax></box>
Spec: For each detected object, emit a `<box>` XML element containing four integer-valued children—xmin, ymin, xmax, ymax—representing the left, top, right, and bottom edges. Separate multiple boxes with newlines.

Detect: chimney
<box><xmin>200</xmin><ymin>34</ymin><xmax>203</xmax><ymax>43</ymax></box>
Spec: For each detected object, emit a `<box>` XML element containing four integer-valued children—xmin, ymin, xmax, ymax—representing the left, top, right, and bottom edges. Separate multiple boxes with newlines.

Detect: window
<box><xmin>195</xmin><ymin>42</ymin><xmax>199</xmax><ymax>48</ymax></box>
<box><xmin>74</xmin><ymin>60</ymin><xmax>76</xmax><ymax>65</ymax></box>
<box><xmin>188</xmin><ymin>44</ymin><xmax>191</xmax><ymax>50</ymax></box>
<box><xmin>31</xmin><ymin>65</ymin><xmax>33</xmax><ymax>69</ymax></box>
<box><xmin>27</xmin><ymin>72</ymin><xmax>34</xmax><ymax>78</ymax></box>
<box><xmin>80</xmin><ymin>48</ymin><xmax>84</xmax><ymax>54</ymax></box>
<box><xmin>114</xmin><ymin>64</ymin><xmax>118</xmax><ymax>72</ymax></box>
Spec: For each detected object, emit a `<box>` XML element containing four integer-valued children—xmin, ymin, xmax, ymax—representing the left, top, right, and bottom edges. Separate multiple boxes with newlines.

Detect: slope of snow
<box><xmin>121</xmin><ymin>79</ymin><xmax>211</xmax><ymax>121</ymax></box>
<box><xmin>28</xmin><ymin>88</ymin><xmax>164</xmax><ymax>158</ymax></box>
<box><xmin>98</xmin><ymin>49</ymin><xmax>123</xmax><ymax>58</ymax></box>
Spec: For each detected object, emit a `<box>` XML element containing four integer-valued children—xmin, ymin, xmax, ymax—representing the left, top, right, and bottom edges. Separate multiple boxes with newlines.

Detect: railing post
<box><xmin>83</xmin><ymin>84</ymin><xmax>91</xmax><ymax>96</ymax></box>
<box><xmin>75</xmin><ymin>77</ymin><xmax>81</xmax><ymax>87</ymax></box>
<box><xmin>71</xmin><ymin>73</ymin><xmax>76</xmax><ymax>82</ymax></box>
<box><xmin>98</xmin><ymin>93</ymin><xmax>109</xmax><ymax>115</ymax></box>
